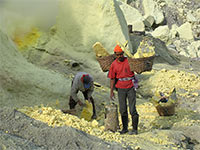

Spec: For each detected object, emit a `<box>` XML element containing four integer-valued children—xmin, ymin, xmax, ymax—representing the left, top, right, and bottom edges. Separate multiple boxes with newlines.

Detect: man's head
<box><xmin>114</xmin><ymin>45</ymin><xmax>125</xmax><ymax>62</ymax></box>
<box><xmin>81</xmin><ymin>74</ymin><xmax>91</xmax><ymax>89</ymax></box>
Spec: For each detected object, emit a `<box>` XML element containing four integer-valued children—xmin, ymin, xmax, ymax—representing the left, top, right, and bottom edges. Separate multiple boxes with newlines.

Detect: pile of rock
<box><xmin>119</xmin><ymin>0</ymin><xmax>200</xmax><ymax>58</ymax></box>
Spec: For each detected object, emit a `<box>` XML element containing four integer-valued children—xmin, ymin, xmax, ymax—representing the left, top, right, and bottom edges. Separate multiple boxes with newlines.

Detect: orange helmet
<box><xmin>114</xmin><ymin>45</ymin><xmax>123</xmax><ymax>53</ymax></box>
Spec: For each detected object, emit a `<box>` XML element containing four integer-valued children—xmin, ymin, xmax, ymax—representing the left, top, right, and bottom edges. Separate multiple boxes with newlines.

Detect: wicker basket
<box><xmin>155</xmin><ymin>103</ymin><xmax>175</xmax><ymax>116</ymax></box>
<box><xmin>97</xmin><ymin>54</ymin><xmax>116</xmax><ymax>72</ymax></box>
<box><xmin>128</xmin><ymin>56</ymin><xmax>155</xmax><ymax>74</ymax></box>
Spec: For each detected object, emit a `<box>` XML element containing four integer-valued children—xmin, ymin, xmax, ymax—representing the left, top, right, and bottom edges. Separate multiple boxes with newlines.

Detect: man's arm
<box><xmin>110</xmin><ymin>79</ymin><xmax>115</xmax><ymax>99</ymax></box>
<box><xmin>71</xmin><ymin>87</ymin><xmax>85</xmax><ymax>106</ymax></box>
<box><xmin>71</xmin><ymin>85</ymin><xmax>79</xmax><ymax>102</ymax></box>
<box><xmin>87</xmin><ymin>82</ymin><xmax>94</xmax><ymax>101</ymax></box>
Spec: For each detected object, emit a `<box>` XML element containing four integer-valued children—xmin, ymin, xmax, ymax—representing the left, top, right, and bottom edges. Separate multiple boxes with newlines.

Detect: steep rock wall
<box><xmin>0</xmin><ymin>30</ymin><xmax>70</xmax><ymax>108</ymax></box>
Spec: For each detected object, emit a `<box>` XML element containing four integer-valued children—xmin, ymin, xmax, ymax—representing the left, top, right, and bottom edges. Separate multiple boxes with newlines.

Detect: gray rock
<box><xmin>129</xmin><ymin>34</ymin><xmax>179</xmax><ymax>65</ymax></box>
<box><xmin>0</xmin><ymin>107</ymin><xmax>129</xmax><ymax>150</ymax></box>
<box><xmin>163</xmin><ymin>6</ymin><xmax>183</xmax><ymax>29</ymax></box>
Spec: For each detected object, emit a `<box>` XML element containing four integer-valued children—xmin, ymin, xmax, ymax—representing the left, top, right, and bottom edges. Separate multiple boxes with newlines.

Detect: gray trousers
<box><xmin>117</xmin><ymin>87</ymin><xmax>138</xmax><ymax>116</ymax></box>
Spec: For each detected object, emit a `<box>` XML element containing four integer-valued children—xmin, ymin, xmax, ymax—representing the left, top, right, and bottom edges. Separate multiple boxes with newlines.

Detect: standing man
<box><xmin>69</xmin><ymin>72</ymin><xmax>97</xmax><ymax>119</ymax></box>
<box><xmin>108</xmin><ymin>45</ymin><xmax>139</xmax><ymax>135</ymax></box>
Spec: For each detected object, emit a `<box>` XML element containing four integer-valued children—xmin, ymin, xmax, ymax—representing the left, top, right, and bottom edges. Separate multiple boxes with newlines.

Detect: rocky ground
<box><xmin>1</xmin><ymin>0</ymin><xmax>200</xmax><ymax>149</ymax></box>
<box><xmin>1</xmin><ymin>48</ymin><xmax>200</xmax><ymax>150</ymax></box>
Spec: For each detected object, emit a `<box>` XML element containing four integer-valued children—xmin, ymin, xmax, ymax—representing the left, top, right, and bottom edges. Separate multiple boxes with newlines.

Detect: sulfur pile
<box><xmin>133</xmin><ymin>37</ymin><xmax>155</xmax><ymax>58</ymax></box>
<box><xmin>139</xmin><ymin>69</ymin><xmax>200</xmax><ymax>98</ymax></box>
<box><xmin>18</xmin><ymin>100</ymin><xmax>200</xmax><ymax>149</ymax></box>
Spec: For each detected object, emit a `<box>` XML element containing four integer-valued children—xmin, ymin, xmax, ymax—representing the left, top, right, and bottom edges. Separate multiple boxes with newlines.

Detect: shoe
<box><xmin>129</xmin><ymin>129</ymin><xmax>138</xmax><ymax>135</ymax></box>
<box><xmin>91</xmin><ymin>114</ymin><xmax>97</xmax><ymax>119</ymax></box>
<box><xmin>130</xmin><ymin>114</ymin><xmax>139</xmax><ymax>135</ymax></box>
<box><xmin>119</xmin><ymin>128</ymin><xmax>128</xmax><ymax>134</ymax></box>
<box><xmin>119</xmin><ymin>115</ymin><xmax>128</xmax><ymax>134</ymax></box>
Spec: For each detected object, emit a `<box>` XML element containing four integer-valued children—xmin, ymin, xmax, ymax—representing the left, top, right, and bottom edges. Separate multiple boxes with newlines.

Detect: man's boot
<box><xmin>129</xmin><ymin>114</ymin><xmax>139</xmax><ymax>135</ymax></box>
<box><xmin>119</xmin><ymin>115</ymin><xmax>128</xmax><ymax>134</ymax></box>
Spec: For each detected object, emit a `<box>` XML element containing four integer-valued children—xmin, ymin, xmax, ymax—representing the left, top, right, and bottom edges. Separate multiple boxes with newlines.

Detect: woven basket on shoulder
<box><xmin>128</xmin><ymin>56</ymin><xmax>155</xmax><ymax>74</ymax></box>
<box><xmin>155</xmin><ymin>103</ymin><xmax>175</xmax><ymax>116</ymax></box>
<box><xmin>97</xmin><ymin>54</ymin><xmax>116</xmax><ymax>72</ymax></box>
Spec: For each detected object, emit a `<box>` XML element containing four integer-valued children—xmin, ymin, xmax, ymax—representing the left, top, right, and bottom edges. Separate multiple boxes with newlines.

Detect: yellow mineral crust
<box><xmin>13</xmin><ymin>27</ymin><xmax>41</xmax><ymax>50</ymax></box>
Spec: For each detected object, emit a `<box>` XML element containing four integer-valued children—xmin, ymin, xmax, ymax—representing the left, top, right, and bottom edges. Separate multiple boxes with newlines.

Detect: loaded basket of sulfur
<box><xmin>92</xmin><ymin>42</ymin><xmax>116</xmax><ymax>72</ymax></box>
<box><xmin>92</xmin><ymin>37</ymin><xmax>155</xmax><ymax>73</ymax></box>
<box><xmin>128</xmin><ymin>56</ymin><xmax>155</xmax><ymax>74</ymax></box>
<box><xmin>151</xmin><ymin>88</ymin><xmax>177</xmax><ymax>116</ymax></box>
<box><xmin>97</xmin><ymin>54</ymin><xmax>116</xmax><ymax>72</ymax></box>
<box><xmin>155</xmin><ymin>103</ymin><xmax>175</xmax><ymax>116</ymax></box>
<box><xmin>127</xmin><ymin>37</ymin><xmax>155</xmax><ymax>74</ymax></box>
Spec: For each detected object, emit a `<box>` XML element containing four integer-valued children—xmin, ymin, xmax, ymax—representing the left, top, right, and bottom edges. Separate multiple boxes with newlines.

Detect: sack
<box><xmin>104</xmin><ymin>103</ymin><xmax>119</xmax><ymax>132</ymax></box>
<box><xmin>80</xmin><ymin>100</ymin><xmax>93</xmax><ymax>121</ymax></box>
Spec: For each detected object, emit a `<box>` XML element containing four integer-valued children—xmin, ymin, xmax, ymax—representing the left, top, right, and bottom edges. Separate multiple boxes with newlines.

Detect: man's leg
<box><xmin>127</xmin><ymin>87</ymin><xmax>139</xmax><ymax>135</ymax></box>
<box><xmin>82</xmin><ymin>91</ymin><xmax>97</xmax><ymax>119</ymax></box>
<box><xmin>118</xmin><ymin>88</ymin><xmax>128</xmax><ymax>134</ymax></box>
<box><xmin>69</xmin><ymin>96</ymin><xmax>78</xmax><ymax>109</ymax></box>
<box><xmin>68</xmin><ymin>79</ymin><xmax>77</xmax><ymax>109</ymax></box>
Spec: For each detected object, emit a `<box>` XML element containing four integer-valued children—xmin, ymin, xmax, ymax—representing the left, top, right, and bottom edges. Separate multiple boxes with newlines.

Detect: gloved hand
<box><xmin>133</xmin><ymin>77</ymin><xmax>139</xmax><ymax>89</ymax></box>
<box><xmin>77</xmin><ymin>100</ymin><xmax>86</xmax><ymax>107</ymax></box>
<box><xmin>87</xmin><ymin>98</ymin><xmax>91</xmax><ymax>103</ymax></box>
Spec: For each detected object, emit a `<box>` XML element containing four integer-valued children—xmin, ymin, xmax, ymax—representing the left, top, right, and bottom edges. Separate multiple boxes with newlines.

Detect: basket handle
<box><xmin>117</xmin><ymin>41</ymin><xmax>133</xmax><ymax>58</ymax></box>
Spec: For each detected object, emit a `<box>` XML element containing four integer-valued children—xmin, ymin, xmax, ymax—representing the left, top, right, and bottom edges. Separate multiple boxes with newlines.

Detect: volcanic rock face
<box><xmin>0</xmin><ymin>30</ymin><xmax>70</xmax><ymax>108</ymax></box>
<box><xmin>55</xmin><ymin>0</ymin><xmax>132</xmax><ymax>53</ymax></box>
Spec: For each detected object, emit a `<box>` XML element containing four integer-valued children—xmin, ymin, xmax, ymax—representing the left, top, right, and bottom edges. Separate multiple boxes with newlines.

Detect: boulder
<box><xmin>176</xmin><ymin>22</ymin><xmax>193</xmax><ymax>40</ymax></box>
<box><xmin>151</xmin><ymin>25</ymin><xmax>170</xmax><ymax>43</ymax></box>
<box><xmin>142</xmin><ymin>0</ymin><xmax>164</xmax><ymax>25</ymax></box>
<box><xmin>117</xmin><ymin>0</ymin><xmax>145</xmax><ymax>31</ymax></box>
<box><xmin>162</xmin><ymin>6</ymin><xmax>183</xmax><ymax>29</ymax></box>
<box><xmin>143</xmin><ymin>15</ymin><xmax>154</xmax><ymax>28</ymax></box>
<box><xmin>129</xmin><ymin>33</ymin><xmax>179</xmax><ymax>65</ymax></box>
<box><xmin>187</xmin><ymin>41</ymin><xmax>200</xmax><ymax>58</ymax></box>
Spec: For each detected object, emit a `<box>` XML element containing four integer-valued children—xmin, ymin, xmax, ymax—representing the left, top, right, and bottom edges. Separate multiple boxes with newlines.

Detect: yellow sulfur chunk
<box><xmin>80</xmin><ymin>100</ymin><xmax>93</xmax><ymax>121</ymax></box>
<box><xmin>133</xmin><ymin>38</ymin><xmax>155</xmax><ymax>58</ymax></box>
<box><xmin>92</xmin><ymin>42</ymin><xmax>110</xmax><ymax>58</ymax></box>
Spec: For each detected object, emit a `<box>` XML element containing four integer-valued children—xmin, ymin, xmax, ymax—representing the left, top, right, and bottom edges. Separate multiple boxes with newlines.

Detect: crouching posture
<box><xmin>69</xmin><ymin>72</ymin><xmax>97</xmax><ymax>119</ymax></box>
<box><xmin>108</xmin><ymin>45</ymin><xmax>139</xmax><ymax>135</ymax></box>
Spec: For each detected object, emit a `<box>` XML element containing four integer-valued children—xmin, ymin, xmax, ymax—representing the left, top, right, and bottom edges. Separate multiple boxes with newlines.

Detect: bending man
<box><xmin>69</xmin><ymin>72</ymin><xmax>96</xmax><ymax>119</ymax></box>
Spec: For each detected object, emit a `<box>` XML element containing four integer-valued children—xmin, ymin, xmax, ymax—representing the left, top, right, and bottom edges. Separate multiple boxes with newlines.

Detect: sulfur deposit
<box><xmin>133</xmin><ymin>37</ymin><xmax>155</xmax><ymax>58</ymax></box>
<box><xmin>18</xmin><ymin>104</ymin><xmax>158</xmax><ymax>148</ymax></box>
<box><xmin>18</xmin><ymin>100</ymin><xmax>200</xmax><ymax>149</ymax></box>
<box><xmin>13</xmin><ymin>27</ymin><xmax>41</xmax><ymax>50</ymax></box>
<box><xmin>139</xmin><ymin>69</ymin><xmax>200</xmax><ymax>98</ymax></box>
